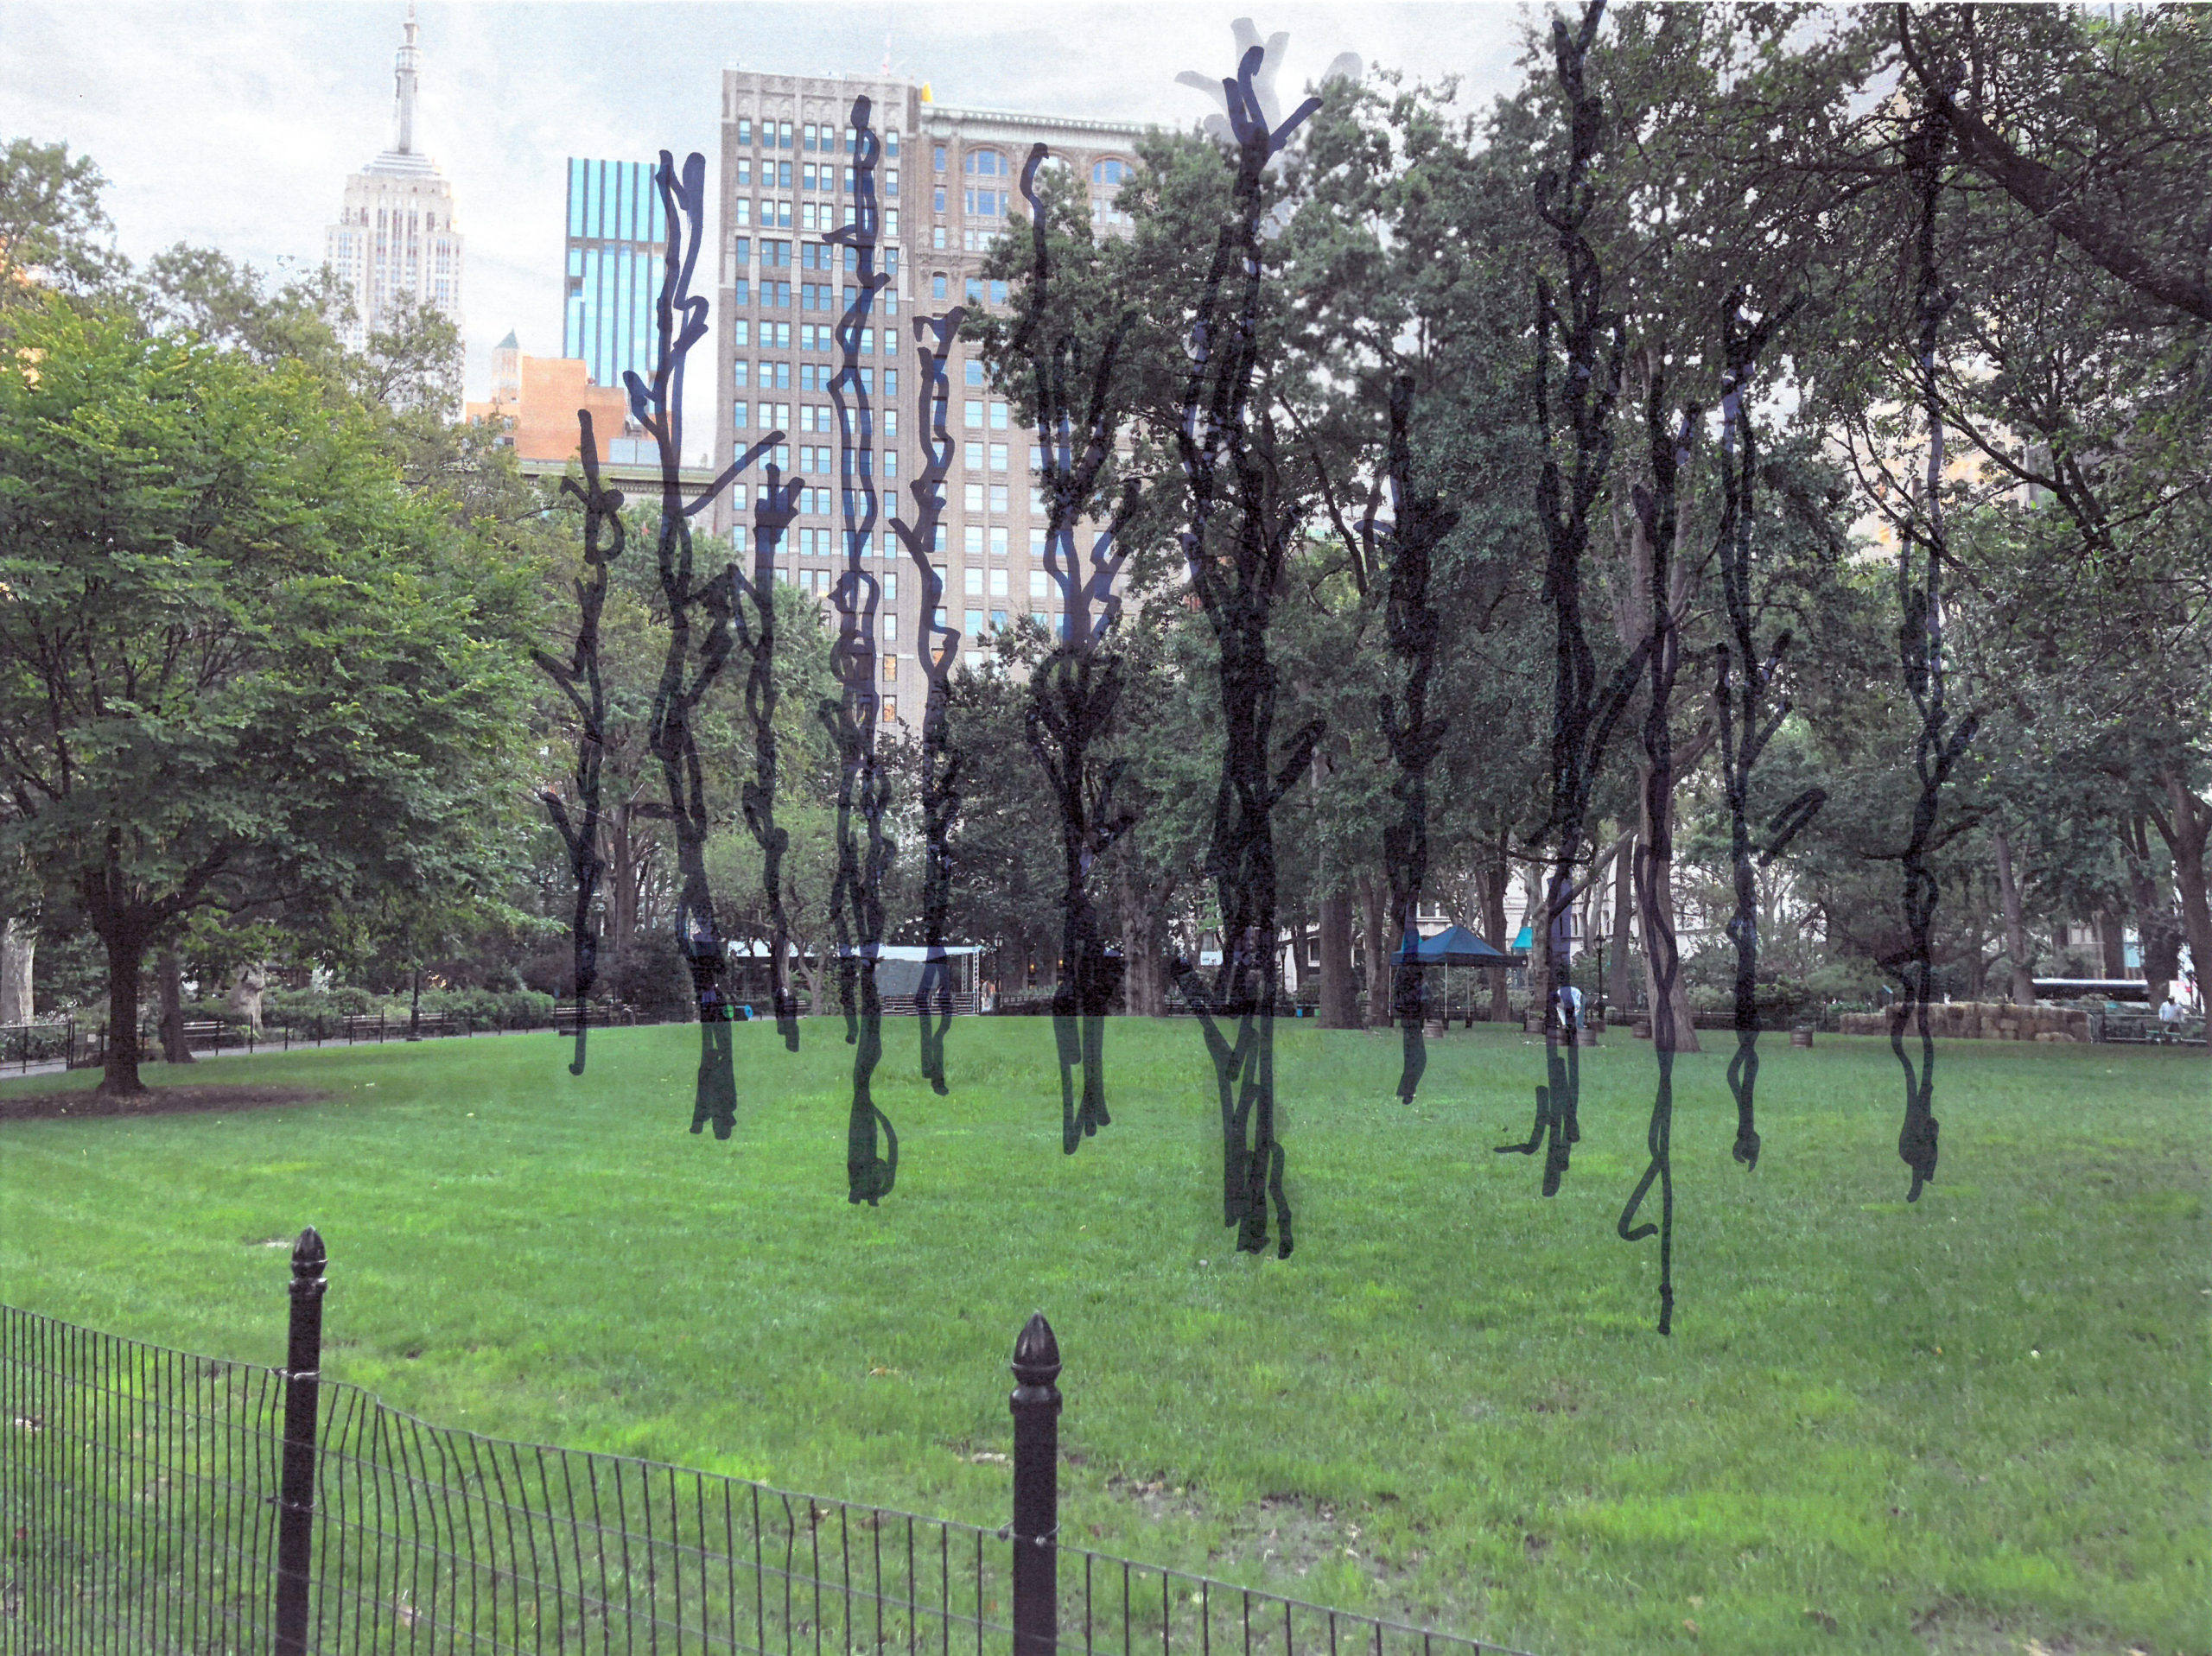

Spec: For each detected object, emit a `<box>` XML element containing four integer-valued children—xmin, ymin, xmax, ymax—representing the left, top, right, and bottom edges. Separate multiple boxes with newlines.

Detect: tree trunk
<box><xmin>1474</xmin><ymin>837</ymin><xmax>1510</xmax><ymax>1022</ymax></box>
<box><xmin>99</xmin><ymin>930</ymin><xmax>149</xmax><ymax>1096</ymax></box>
<box><xmin>1316</xmin><ymin>891</ymin><xmax>1356</xmax><ymax>1028</ymax></box>
<box><xmin>2123</xmin><ymin>815</ymin><xmax>2183</xmax><ymax>998</ymax></box>
<box><xmin>2152</xmin><ymin>772</ymin><xmax>2210</xmax><ymax>1015</ymax></box>
<box><xmin>157</xmin><ymin>947</ymin><xmax>194</xmax><ymax>1065</ymax></box>
<box><xmin>1608</xmin><ymin>834</ymin><xmax>1635</xmax><ymax>1014</ymax></box>
<box><xmin>1991</xmin><ymin>825</ymin><xmax>2037</xmax><ymax>1007</ymax></box>
<box><xmin>1634</xmin><ymin>755</ymin><xmax>1700</xmax><ymax>1053</ymax></box>
<box><xmin>1522</xmin><ymin>860</ymin><xmax>1548</xmax><ymax>1018</ymax></box>
<box><xmin>2096</xmin><ymin>910</ymin><xmax>2128</xmax><ymax>980</ymax></box>
<box><xmin>1359</xmin><ymin>875</ymin><xmax>1392</xmax><ymax>1028</ymax></box>
<box><xmin>0</xmin><ymin>917</ymin><xmax>32</xmax><ymax>1026</ymax></box>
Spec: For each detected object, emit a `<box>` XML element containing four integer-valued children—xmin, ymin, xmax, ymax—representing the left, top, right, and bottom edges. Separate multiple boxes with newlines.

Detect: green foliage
<box><xmin>0</xmin><ymin>137</ymin><xmax>124</xmax><ymax>305</ymax></box>
<box><xmin>0</xmin><ymin>296</ymin><xmax>537</xmax><ymax>1081</ymax></box>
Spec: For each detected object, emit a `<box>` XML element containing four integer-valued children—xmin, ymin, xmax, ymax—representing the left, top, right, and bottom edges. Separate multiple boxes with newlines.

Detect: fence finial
<box><xmin>1011</xmin><ymin>1311</ymin><xmax>1061</xmax><ymax>1391</ymax></box>
<box><xmin>290</xmin><ymin>1226</ymin><xmax>327</xmax><ymax>1289</ymax></box>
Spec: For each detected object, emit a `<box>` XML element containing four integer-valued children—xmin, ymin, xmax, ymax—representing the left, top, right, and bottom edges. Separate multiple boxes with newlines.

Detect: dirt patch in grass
<box><xmin>0</xmin><ymin>1085</ymin><xmax>333</xmax><ymax>1123</ymax></box>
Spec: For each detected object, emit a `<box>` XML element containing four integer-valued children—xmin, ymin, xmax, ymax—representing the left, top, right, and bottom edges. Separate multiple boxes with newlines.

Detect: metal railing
<box><xmin>1</xmin><ymin>1234</ymin><xmax>1531</xmax><ymax>1656</ymax></box>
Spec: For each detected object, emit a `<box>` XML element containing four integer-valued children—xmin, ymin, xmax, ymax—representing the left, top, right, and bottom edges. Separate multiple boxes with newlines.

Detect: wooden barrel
<box><xmin>1576</xmin><ymin>1026</ymin><xmax>1599</xmax><ymax>1047</ymax></box>
<box><xmin>1632</xmin><ymin>1017</ymin><xmax>1653</xmax><ymax>1040</ymax></box>
<box><xmin>1790</xmin><ymin>1027</ymin><xmax>1815</xmax><ymax>1049</ymax></box>
<box><xmin>1423</xmin><ymin>1018</ymin><xmax>1448</xmax><ymax>1038</ymax></box>
<box><xmin>1523</xmin><ymin>1012</ymin><xmax>1547</xmax><ymax>1035</ymax></box>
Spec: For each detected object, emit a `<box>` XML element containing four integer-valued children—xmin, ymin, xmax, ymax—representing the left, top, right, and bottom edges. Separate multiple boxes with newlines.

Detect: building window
<box><xmin>886</xmin><ymin>168</ymin><xmax>899</xmax><ymax>198</ymax></box>
<box><xmin>881</xmin><ymin>655</ymin><xmax>899</xmax><ymax>683</ymax></box>
<box><xmin>989</xmin><ymin>442</ymin><xmax>1007</xmax><ymax>471</ymax></box>
<box><xmin>964</xmin><ymin>482</ymin><xmax>983</xmax><ymax>511</ymax></box>
<box><xmin>882</xmin><ymin>612</ymin><xmax>897</xmax><ymax>642</ymax></box>
<box><xmin>966</xmin><ymin>149</ymin><xmax>1006</xmax><ymax>178</ymax></box>
<box><xmin>779</xmin><ymin>122</ymin><xmax>795</xmax><ymax>149</ymax></box>
<box><xmin>964</xmin><ymin>536</ymin><xmax>983</xmax><ymax>567</ymax></box>
<box><xmin>735</xmin><ymin>159</ymin><xmax>752</xmax><ymax>187</ymax></box>
<box><xmin>1093</xmin><ymin>158</ymin><xmax>1128</xmax><ymax>185</ymax></box>
<box><xmin>990</xmin><ymin>609</ymin><xmax>1007</xmax><ymax>631</ymax></box>
<box><xmin>933</xmin><ymin>185</ymin><xmax>947</xmax><ymax>213</ymax></box>
<box><xmin>965</xmin><ymin>607</ymin><xmax>984</xmax><ymax>635</ymax></box>
<box><xmin>881</xmin><ymin>695</ymin><xmax>898</xmax><ymax>721</ymax></box>
<box><xmin>932</xmin><ymin>225</ymin><xmax>946</xmax><ymax>250</ymax></box>
<box><xmin>734</xmin><ymin>398</ymin><xmax>750</xmax><ymax>426</ymax></box>
<box><xmin>965</xmin><ymin>360</ymin><xmax>984</xmax><ymax>386</ymax></box>
<box><xmin>989</xmin><ymin>568</ymin><xmax>1009</xmax><ymax>597</ymax></box>
<box><xmin>934</xmin><ymin>144</ymin><xmax>947</xmax><ymax>172</ymax></box>
<box><xmin>964</xmin><ymin>400</ymin><xmax>983</xmax><ymax>428</ymax></box>
<box><xmin>989</xmin><ymin>525</ymin><xmax>1008</xmax><ymax>555</ymax></box>
<box><xmin>734</xmin><ymin>362</ymin><xmax>749</xmax><ymax>387</ymax></box>
<box><xmin>738</xmin><ymin>118</ymin><xmax>753</xmax><ymax>146</ymax></box>
<box><xmin>989</xmin><ymin>485</ymin><xmax>1008</xmax><ymax>513</ymax></box>
<box><xmin>989</xmin><ymin>402</ymin><xmax>1008</xmax><ymax>429</ymax></box>
<box><xmin>933</xmin><ymin>272</ymin><xmax>948</xmax><ymax>300</ymax></box>
<box><xmin>1029</xmin><ymin>568</ymin><xmax>1048</xmax><ymax>598</ymax></box>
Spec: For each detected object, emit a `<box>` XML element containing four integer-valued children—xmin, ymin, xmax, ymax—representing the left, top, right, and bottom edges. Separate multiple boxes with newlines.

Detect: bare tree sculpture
<box><xmin>1012</xmin><ymin>143</ymin><xmax>1146</xmax><ymax>1152</ymax></box>
<box><xmin>818</xmin><ymin>96</ymin><xmax>899</xmax><ymax>1204</ymax></box>
<box><xmin>537</xmin><ymin>417</ymin><xmax>626</xmax><ymax>1076</ymax></box>
<box><xmin>1167</xmin><ymin>42</ymin><xmax>1332</xmax><ymax>1259</ymax></box>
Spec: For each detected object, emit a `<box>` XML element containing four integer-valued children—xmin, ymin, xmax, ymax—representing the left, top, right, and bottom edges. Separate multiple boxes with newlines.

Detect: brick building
<box><xmin>464</xmin><ymin>332</ymin><xmax>632</xmax><ymax>465</ymax></box>
<box><xmin>709</xmin><ymin>72</ymin><xmax>1148</xmax><ymax>723</ymax></box>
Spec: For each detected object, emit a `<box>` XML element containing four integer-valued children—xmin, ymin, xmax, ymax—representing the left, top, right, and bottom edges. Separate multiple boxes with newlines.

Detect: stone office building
<box><xmin>710</xmin><ymin>71</ymin><xmax>1147</xmax><ymax>724</ymax></box>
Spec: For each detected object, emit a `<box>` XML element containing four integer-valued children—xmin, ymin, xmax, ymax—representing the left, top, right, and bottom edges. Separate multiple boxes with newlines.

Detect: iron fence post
<box><xmin>274</xmin><ymin>1226</ymin><xmax>327</xmax><ymax>1655</ymax></box>
<box><xmin>1010</xmin><ymin>1311</ymin><xmax>1061</xmax><ymax>1656</ymax></box>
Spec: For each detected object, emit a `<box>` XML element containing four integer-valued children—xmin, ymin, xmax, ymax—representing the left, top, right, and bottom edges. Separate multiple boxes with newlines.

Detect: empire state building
<box><xmin>323</xmin><ymin>5</ymin><xmax>464</xmax><ymax>352</ymax></box>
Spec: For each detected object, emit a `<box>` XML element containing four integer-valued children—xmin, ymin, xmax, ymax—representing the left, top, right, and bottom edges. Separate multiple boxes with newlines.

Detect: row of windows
<box><xmin>734</xmin><ymin>403</ymin><xmax>900</xmax><ymax>439</ymax></box>
<box><xmin>731</xmin><ymin>239</ymin><xmax>900</xmax><ymax>276</ymax></box>
<box><xmin>734</xmin><ymin>158</ymin><xmax>898</xmax><ymax>197</ymax></box>
<box><xmin>733</xmin><ymin>362</ymin><xmax>898</xmax><ymax>394</ymax></box>
<box><xmin>925</xmin><ymin>148</ymin><xmax>1130</xmax><ymax>187</ymax></box>
<box><xmin>929</xmin><ymin>275</ymin><xmax>1010</xmax><ymax>307</ymax></box>
<box><xmin>734</xmin><ymin>199</ymin><xmax>899</xmax><ymax>238</ymax></box>
<box><xmin>730</xmin><ymin>322</ymin><xmax>891</xmax><ymax>353</ymax></box>
<box><xmin>736</xmin><ymin>119</ymin><xmax>900</xmax><ymax>157</ymax></box>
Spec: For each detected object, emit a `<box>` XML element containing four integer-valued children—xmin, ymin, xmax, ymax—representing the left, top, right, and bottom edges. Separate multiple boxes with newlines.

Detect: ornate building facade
<box><xmin>324</xmin><ymin>4</ymin><xmax>464</xmax><ymax>354</ymax></box>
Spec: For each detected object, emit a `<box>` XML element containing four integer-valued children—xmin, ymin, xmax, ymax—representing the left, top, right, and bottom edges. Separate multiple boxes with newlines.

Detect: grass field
<box><xmin>1</xmin><ymin>1018</ymin><xmax>2204</xmax><ymax>1656</ymax></box>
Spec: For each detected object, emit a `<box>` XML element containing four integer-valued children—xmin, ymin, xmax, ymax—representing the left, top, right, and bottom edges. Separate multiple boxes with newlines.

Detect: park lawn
<box><xmin>0</xmin><ymin>1019</ymin><xmax>2204</xmax><ymax>1656</ymax></box>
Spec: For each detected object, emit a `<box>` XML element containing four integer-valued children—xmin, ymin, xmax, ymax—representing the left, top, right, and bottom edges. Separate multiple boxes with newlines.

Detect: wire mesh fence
<box><xmin>2</xmin><ymin>1248</ymin><xmax>1532</xmax><ymax>1656</ymax></box>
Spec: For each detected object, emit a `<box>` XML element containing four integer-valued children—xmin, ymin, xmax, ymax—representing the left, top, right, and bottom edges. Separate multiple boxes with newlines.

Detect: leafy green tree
<box><xmin>0</xmin><ymin>138</ymin><xmax>124</xmax><ymax>308</ymax></box>
<box><xmin>0</xmin><ymin>297</ymin><xmax>535</xmax><ymax>1093</ymax></box>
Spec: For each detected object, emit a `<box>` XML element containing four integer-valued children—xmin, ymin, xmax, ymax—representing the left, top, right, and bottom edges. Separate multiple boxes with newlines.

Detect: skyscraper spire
<box><xmin>392</xmin><ymin>3</ymin><xmax>421</xmax><ymax>155</ymax></box>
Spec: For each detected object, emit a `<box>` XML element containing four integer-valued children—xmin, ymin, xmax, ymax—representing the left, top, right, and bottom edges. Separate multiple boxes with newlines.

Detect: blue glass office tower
<box><xmin>564</xmin><ymin>158</ymin><xmax>670</xmax><ymax>390</ymax></box>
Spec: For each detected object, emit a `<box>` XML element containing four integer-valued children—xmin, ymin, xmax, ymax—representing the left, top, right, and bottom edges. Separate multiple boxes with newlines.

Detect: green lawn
<box><xmin>1</xmin><ymin>1019</ymin><xmax>2204</xmax><ymax>1656</ymax></box>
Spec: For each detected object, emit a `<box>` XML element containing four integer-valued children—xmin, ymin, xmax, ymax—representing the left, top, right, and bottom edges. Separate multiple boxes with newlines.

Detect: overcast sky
<box><xmin>3</xmin><ymin>1</ymin><xmax>1535</xmax><ymax>457</ymax></box>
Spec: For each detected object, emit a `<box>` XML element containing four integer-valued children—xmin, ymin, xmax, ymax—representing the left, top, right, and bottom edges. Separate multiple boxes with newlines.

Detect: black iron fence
<box><xmin>1</xmin><ymin>1233</ymin><xmax>1531</xmax><ymax>1656</ymax></box>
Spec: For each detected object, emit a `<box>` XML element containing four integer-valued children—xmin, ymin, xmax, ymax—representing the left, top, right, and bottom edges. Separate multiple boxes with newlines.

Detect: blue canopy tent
<box><xmin>1390</xmin><ymin>924</ymin><xmax>1528</xmax><ymax>1024</ymax></box>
